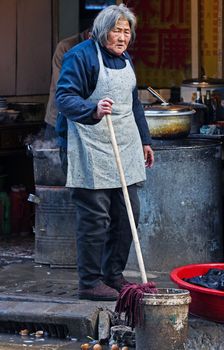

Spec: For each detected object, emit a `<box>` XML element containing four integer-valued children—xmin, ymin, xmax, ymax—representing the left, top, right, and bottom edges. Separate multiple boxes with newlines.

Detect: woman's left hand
<box><xmin>143</xmin><ymin>145</ymin><xmax>154</xmax><ymax>168</ymax></box>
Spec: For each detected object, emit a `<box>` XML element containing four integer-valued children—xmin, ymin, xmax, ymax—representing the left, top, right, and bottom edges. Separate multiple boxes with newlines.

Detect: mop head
<box><xmin>115</xmin><ymin>282</ymin><xmax>158</xmax><ymax>329</ymax></box>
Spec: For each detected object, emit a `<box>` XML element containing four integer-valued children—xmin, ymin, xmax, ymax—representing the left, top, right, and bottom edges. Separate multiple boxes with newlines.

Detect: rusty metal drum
<box><xmin>32</xmin><ymin>148</ymin><xmax>66</xmax><ymax>186</ymax></box>
<box><xmin>34</xmin><ymin>185</ymin><xmax>76</xmax><ymax>267</ymax></box>
<box><xmin>127</xmin><ymin>138</ymin><xmax>223</xmax><ymax>272</ymax></box>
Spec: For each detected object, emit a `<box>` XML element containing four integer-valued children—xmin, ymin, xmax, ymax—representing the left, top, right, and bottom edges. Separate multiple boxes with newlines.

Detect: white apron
<box><xmin>66</xmin><ymin>42</ymin><xmax>146</xmax><ymax>189</ymax></box>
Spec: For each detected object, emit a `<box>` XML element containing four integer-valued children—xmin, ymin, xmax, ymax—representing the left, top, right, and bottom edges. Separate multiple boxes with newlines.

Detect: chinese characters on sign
<box><xmin>124</xmin><ymin>0</ymin><xmax>191</xmax><ymax>87</ymax></box>
<box><xmin>200</xmin><ymin>0</ymin><xmax>219</xmax><ymax>78</ymax></box>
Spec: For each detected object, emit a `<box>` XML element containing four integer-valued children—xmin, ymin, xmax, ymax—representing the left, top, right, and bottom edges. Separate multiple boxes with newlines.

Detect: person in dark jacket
<box><xmin>56</xmin><ymin>3</ymin><xmax>154</xmax><ymax>301</ymax></box>
<box><xmin>44</xmin><ymin>28</ymin><xmax>91</xmax><ymax>140</ymax></box>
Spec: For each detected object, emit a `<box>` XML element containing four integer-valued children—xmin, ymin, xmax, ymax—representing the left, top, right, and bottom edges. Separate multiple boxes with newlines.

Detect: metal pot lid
<box><xmin>144</xmin><ymin>104</ymin><xmax>195</xmax><ymax>116</ymax></box>
<box><xmin>178</xmin><ymin>102</ymin><xmax>208</xmax><ymax>110</ymax></box>
<box><xmin>181</xmin><ymin>77</ymin><xmax>224</xmax><ymax>88</ymax></box>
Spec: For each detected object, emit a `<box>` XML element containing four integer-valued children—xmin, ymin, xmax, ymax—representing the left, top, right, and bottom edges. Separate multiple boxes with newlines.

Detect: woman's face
<box><xmin>105</xmin><ymin>18</ymin><xmax>131</xmax><ymax>56</ymax></box>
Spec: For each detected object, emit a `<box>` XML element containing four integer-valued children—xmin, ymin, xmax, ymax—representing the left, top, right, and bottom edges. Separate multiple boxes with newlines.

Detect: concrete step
<box><xmin>0</xmin><ymin>259</ymin><xmax>223</xmax><ymax>348</ymax></box>
<box><xmin>0</xmin><ymin>296</ymin><xmax>115</xmax><ymax>339</ymax></box>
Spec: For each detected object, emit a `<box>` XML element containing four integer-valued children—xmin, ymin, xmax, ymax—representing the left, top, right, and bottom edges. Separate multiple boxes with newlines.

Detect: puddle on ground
<box><xmin>0</xmin><ymin>333</ymin><xmax>74</xmax><ymax>349</ymax></box>
<box><xmin>0</xmin><ymin>333</ymin><xmax>113</xmax><ymax>349</ymax></box>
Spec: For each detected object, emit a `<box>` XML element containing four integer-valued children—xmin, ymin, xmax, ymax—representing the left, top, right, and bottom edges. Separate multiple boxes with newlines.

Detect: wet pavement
<box><xmin>0</xmin><ymin>235</ymin><xmax>173</xmax><ymax>349</ymax></box>
<box><xmin>0</xmin><ymin>333</ymin><xmax>80</xmax><ymax>349</ymax></box>
<box><xmin>1</xmin><ymin>236</ymin><xmax>224</xmax><ymax>349</ymax></box>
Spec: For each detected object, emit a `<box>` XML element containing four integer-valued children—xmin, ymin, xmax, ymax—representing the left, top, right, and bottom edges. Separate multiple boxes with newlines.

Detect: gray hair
<box><xmin>92</xmin><ymin>4</ymin><xmax>136</xmax><ymax>47</ymax></box>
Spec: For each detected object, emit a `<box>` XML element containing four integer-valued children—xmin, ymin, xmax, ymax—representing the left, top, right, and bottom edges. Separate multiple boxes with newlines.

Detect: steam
<box><xmin>24</xmin><ymin>128</ymin><xmax>61</xmax><ymax>166</ymax></box>
<box><xmin>25</xmin><ymin>128</ymin><xmax>58</xmax><ymax>149</ymax></box>
<box><xmin>31</xmin><ymin>138</ymin><xmax>58</xmax><ymax>150</ymax></box>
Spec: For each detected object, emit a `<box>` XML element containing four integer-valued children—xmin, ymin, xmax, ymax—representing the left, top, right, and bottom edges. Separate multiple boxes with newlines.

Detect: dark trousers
<box><xmin>72</xmin><ymin>185</ymin><xmax>140</xmax><ymax>288</ymax></box>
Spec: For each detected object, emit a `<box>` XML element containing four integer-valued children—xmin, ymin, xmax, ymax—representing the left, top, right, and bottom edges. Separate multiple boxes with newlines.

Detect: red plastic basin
<box><xmin>170</xmin><ymin>263</ymin><xmax>224</xmax><ymax>323</ymax></box>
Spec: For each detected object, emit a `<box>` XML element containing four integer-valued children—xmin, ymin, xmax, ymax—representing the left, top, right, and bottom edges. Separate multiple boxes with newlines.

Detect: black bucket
<box><xmin>34</xmin><ymin>185</ymin><xmax>76</xmax><ymax>267</ymax></box>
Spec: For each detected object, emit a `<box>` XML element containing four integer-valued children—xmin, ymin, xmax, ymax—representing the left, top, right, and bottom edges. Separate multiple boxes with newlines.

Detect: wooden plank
<box><xmin>0</xmin><ymin>0</ymin><xmax>16</xmax><ymax>96</ymax></box>
<box><xmin>191</xmin><ymin>0</ymin><xmax>200</xmax><ymax>78</ymax></box>
<box><xmin>17</xmin><ymin>0</ymin><xmax>52</xmax><ymax>95</ymax></box>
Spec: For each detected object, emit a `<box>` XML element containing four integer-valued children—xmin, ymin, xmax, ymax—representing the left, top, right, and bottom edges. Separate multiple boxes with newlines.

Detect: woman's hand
<box><xmin>94</xmin><ymin>98</ymin><xmax>114</xmax><ymax>119</ymax></box>
<box><xmin>143</xmin><ymin>145</ymin><xmax>154</xmax><ymax>168</ymax></box>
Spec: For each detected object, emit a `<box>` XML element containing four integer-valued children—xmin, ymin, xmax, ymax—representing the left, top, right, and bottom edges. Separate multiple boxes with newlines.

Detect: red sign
<box><xmin>124</xmin><ymin>0</ymin><xmax>191</xmax><ymax>86</ymax></box>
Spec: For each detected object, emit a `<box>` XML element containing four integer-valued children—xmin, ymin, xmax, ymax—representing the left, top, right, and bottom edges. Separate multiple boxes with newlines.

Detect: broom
<box><xmin>106</xmin><ymin>115</ymin><xmax>157</xmax><ymax>328</ymax></box>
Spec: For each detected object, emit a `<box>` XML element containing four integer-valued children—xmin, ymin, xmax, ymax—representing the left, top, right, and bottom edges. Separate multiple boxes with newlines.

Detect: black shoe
<box><xmin>104</xmin><ymin>275</ymin><xmax>132</xmax><ymax>292</ymax></box>
<box><xmin>78</xmin><ymin>281</ymin><xmax>119</xmax><ymax>301</ymax></box>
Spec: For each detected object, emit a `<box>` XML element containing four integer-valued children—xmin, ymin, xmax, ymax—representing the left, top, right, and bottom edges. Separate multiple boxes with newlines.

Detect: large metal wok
<box><xmin>144</xmin><ymin>86</ymin><xmax>195</xmax><ymax>139</ymax></box>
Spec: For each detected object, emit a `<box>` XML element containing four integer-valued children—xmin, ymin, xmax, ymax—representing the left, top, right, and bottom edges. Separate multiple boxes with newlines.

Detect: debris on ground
<box><xmin>109</xmin><ymin>325</ymin><xmax>135</xmax><ymax>348</ymax></box>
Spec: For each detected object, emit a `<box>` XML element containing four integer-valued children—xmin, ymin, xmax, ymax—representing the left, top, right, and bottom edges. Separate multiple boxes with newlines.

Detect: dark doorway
<box><xmin>79</xmin><ymin>0</ymin><xmax>116</xmax><ymax>32</ymax></box>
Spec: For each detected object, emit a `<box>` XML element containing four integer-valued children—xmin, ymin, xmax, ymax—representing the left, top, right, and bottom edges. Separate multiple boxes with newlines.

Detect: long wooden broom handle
<box><xmin>106</xmin><ymin>114</ymin><xmax>148</xmax><ymax>284</ymax></box>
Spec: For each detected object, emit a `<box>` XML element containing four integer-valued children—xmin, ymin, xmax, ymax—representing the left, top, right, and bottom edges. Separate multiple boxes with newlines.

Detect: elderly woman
<box><xmin>56</xmin><ymin>4</ymin><xmax>154</xmax><ymax>301</ymax></box>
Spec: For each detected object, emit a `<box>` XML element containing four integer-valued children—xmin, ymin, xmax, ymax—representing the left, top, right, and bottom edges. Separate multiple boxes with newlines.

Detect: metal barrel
<box><xmin>34</xmin><ymin>185</ymin><xmax>76</xmax><ymax>268</ymax></box>
<box><xmin>32</xmin><ymin>148</ymin><xmax>66</xmax><ymax>186</ymax></box>
<box><xmin>127</xmin><ymin>138</ymin><xmax>223</xmax><ymax>272</ymax></box>
<box><xmin>135</xmin><ymin>288</ymin><xmax>191</xmax><ymax>350</ymax></box>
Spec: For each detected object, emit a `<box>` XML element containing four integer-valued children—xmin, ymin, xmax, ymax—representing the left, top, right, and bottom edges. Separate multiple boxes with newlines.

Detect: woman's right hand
<box><xmin>94</xmin><ymin>98</ymin><xmax>114</xmax><ymax>119</ymax></box>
